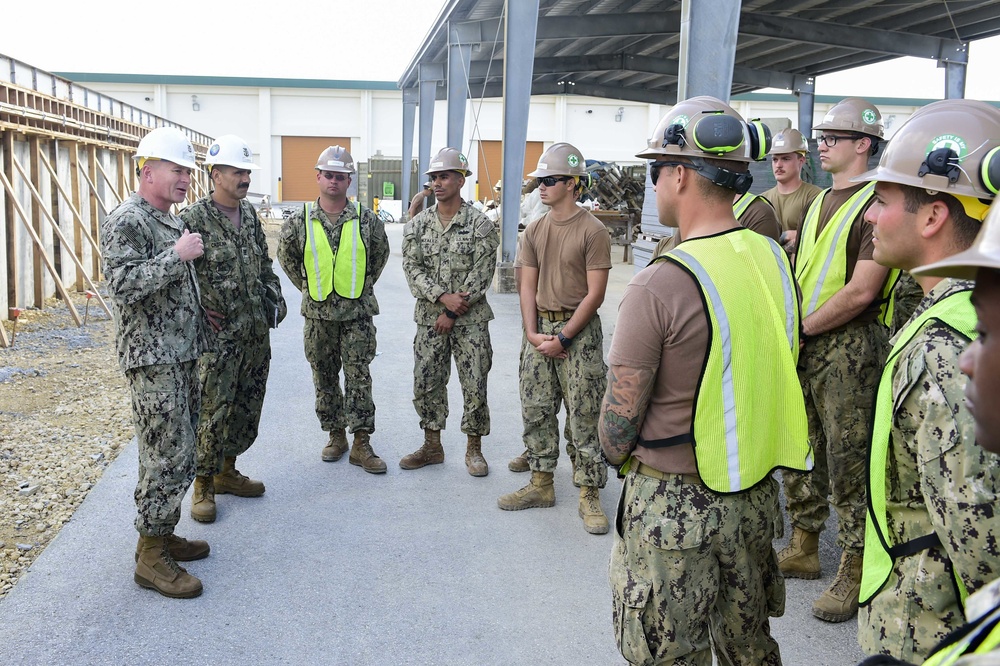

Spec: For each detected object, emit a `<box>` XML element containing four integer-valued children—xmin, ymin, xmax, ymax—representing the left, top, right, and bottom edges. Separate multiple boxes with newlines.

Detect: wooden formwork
<box><xmin>0</xmin><ymin>61</ymin><xmax>213</xmax><ymax>348</ymax></box>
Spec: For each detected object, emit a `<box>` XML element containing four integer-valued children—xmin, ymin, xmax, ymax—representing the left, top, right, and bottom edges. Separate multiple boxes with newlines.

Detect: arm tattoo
<box><xmin>600</xmin><ymin>364</ymin><xmax>656</xmax><ymax>465</ymax></box>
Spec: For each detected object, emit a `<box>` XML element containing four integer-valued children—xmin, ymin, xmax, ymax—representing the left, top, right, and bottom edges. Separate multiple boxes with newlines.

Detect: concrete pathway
<box><xmin>0</xmin><ymin>224</ymin><xmax>865</xmax><ymax>665</ymax></box>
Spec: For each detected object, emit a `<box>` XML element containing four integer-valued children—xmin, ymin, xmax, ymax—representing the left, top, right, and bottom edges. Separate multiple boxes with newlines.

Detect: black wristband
<box><xmin>445</xmin><ymin>309</ymin><xmax>458</xmax><ymax>320</ymax></box>
<box><xmin>557</xmin><ymin>332</ymin><xmax>573</xmax><ymax>349</ymax></box>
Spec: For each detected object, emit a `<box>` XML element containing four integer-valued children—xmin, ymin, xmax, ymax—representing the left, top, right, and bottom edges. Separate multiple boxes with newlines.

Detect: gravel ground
<box><xmin>0</xmin><ymin>291</ymin><xmax>132</xmax><ymax>599</ymax></box>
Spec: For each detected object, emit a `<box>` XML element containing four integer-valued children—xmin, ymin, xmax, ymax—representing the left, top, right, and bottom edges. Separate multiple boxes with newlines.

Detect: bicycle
<box><xmin>377</xmin><ymin>209</ymin><xmax>395</xmax><ymax>224</ymax></box>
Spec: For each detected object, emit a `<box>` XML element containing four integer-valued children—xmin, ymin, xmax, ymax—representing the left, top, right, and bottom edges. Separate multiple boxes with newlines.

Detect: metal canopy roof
<box><xmin>398</xmin><ymin>0</ymin><xmax>1000</xmax><ymax>104</ymax></box>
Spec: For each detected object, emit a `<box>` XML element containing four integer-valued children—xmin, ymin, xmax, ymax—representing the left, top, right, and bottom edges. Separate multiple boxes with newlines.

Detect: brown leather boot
<box><xmin>134</xmin><ymin>533</ymin><xmax>210</xmax><ymax>562</ymax></box>
<box><xmin>134</xmin><ymin>535</ymin><xmax>203</xmax><ymax>599</ymax></box>
<box><xmin>498</xmin><ymin>471</ymin><xmax>555</xmax><ymax>510</ymax></box>
<box><xmin>399</xmin><ymin>429</ymin><xmax>445</xmax><ymax>470</ymax></box>
<box><xmin>508</xmin><ymin>450</ymin><xmax>529</xmax><ymax>473</ymax></box>
<box><xmin>322</xmin><ymin>429</ymin><xmax>349</xmax><ymax>462</ymax></box>
<box><xmin>578</xmin><ymin>486</ymin><xmax>609</xmax><ymax>534</ymax></box>
<box><xmin>190</xmin><ymin>475</ymin><xmax>216</xmax><ymax>523</ymax></box>
<box><xmin>349</xmin><ymin>431</ymin><xmax>387</xmax><ymax>474</ymax></box>
<box><xmin>214</xmin><ymin>457</ymin><xmax>265</xmax><ymax>497</ymax></box>
<box><xmin>464</xmin><ymin>435</ymin><xmax>489</xmax><ymax>477</ymax></box>
<box><xmin>777</xmin><ymin>527</ymin><xmax>821</xmax><ymax>579</ymax></box>
<box><xmin>812</xmin><ymin>550</ymin><xmax>863</xmax><ymax>622</ymax></box>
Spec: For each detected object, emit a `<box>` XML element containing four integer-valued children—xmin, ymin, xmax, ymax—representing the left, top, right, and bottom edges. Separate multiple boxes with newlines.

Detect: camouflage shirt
<box><xmin>885</xmin><ymin>278</ymin><xmax>1000</xmax><ymax>598</ymax></box>
<box><xmin>180</xmin><ymin>196</ymin><xmax>283</xmax><ymax>341</ymax></box>
<box><xmin>276</xmin><ymin>199</ymin><xmax>389</xmax><ymax>321</ymax></box>
<box><xmin>100</xmin><ymin>193</ymin><xmax>205</xmax><ymax>372</ymax></box>
<box><xmin>402</xmin><ymin>202</ymin><xmax>499</xmax><ymax>327</ymax></box>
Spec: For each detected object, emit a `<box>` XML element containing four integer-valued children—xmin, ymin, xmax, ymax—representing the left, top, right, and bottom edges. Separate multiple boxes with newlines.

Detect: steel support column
<box><xmin>677</xmin><ymin>0</ymin><xmax>741</xmax><ymax>101</ymax></box>
<box><xmin>497</xmin><ymin>0</ymin><xmax>540</xmax><ymax>293</ymax></box>
<box><xmin>796</xmin><ymin>77</ymin><xmax>816</xmax><ymax>137</ymax></box>
<box><xmin>401</xmin><ymin>87</ymin><xmax>418</xmax><ymax>218</ymax></box>
<box><xmin>943</xmin><ymin>61</ymin><xmax>967</xmax><ymax>99</ymax></box>
<box><xmin>418</xmin><ymin>64</ymin><xmax>441</xmax><ymax>185</ymax></box>
<box><xmin>447</xmin><ymin>24</ymin><xmax>473</xmax><ymax>151</ymax></box>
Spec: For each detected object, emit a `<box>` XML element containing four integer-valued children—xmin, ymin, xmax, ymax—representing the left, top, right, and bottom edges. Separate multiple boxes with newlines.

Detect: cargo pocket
<box><xmin>132</xmin><ymin>389</ymin><xmax>177</xmax><ymax>418</ymax></box>
<box><xmin>610</xmin><ymin>543</ymin><xmax>655</xmax><ymax>665</ymax></box>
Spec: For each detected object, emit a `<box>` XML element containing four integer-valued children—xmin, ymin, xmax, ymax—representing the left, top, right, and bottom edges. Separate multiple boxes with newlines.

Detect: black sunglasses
<box><xmin>536</xmin><ymin>175</ymin><xmax>572</xmax><ymax>187</ymax></box>
<box><xmin>320</xmin><ymin>171</ymin><xmax>349</xmax><ymax>181</ymax></box>
<box><xmin>649</xmin><ymin>161</ymin><xmax>693</xmax><ymax>186</ymax></box>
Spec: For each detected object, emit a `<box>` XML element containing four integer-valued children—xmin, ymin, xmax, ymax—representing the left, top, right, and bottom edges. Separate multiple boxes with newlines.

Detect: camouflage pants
<box><xmin>858</xmin><ymin>545</ymin><xmax>968</xmax><ymax>661</ymax></box>
<box><xmin>412</xmin><ymin>322</ymin><xmax>492</xmax><ymax>435</ymax></box>
<box><xmin>195</xmin><ymin>333</ymin><xmax>271</xmax><ymax>476</ymax></box>
<box><xmin>610</xmin><ymin>472</ymin><xmax>785</xmax><ymax>665</ymax></box>
<box><xmin>782</xmin><ymin>322</ymin><xmax>888</xmax><ymax>552</ymax></box>
<box><xmin>304</xmin><ymin>316</ymin><xmax>377</xmax><ymax>433</ymax></box>
<box><xmin>126</xmin><ymin>361</ymin><xmax>199</xmax><ymax>537</ymax></box>
<box><xmin>520</xmin><ymin>315</ymin><xmax>607</xmax><ymax>488</ymax></box>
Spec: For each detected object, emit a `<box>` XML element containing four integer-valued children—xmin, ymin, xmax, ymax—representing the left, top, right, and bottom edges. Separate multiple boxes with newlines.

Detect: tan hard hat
<box><xmin>316</xmin><ymin>145</ymin><xmax>356</xmax><ymax>174</ymax></box>
<box><xmin>814</xmin><ymin>97</ymin><xmax>884</xmax><ymax>138</ymax></box>
<box><xmin>853</xmin><ymin>99</ymin><xmax>1000</xmax><ymax>202</ymax></box>
<box><xmin>426</xmin><ymin>147</ymin><xmax>472</xmax><ymax>176</ymax></box>
<box><xmin>528</xmin><ymin>142</ymin><xmax>587</xmax><ymax>177</ymax></box>
<box><xmin>913</xmin><ymin>201</ymin><xmax>1000</xmax><ymax>278</ymax></box>
<box><xmin>769</xmin><ymin>128</ymin><xmax>809</xmax><ymax>155</ymax></box>
<box><xmin>636</xmin><ymin>95</ymin><xmax>770</xmax><ymax>163</ymax></box>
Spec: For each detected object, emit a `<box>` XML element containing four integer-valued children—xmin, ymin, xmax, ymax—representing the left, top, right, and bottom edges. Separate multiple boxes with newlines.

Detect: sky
<box><xmin>3</xmin><ymin>0</ymin><xmax>999</xmax><ymax>101</ymax></box>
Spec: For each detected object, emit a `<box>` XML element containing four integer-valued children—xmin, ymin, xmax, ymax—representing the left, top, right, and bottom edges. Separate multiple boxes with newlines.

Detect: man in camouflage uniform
<box><xmin>400</xmin><ymin>148</ymin><xmax>498</xmax><ymax>476</ymax></box>
<box><xmin>497</xmin><ymin>142</ymin><xmax>612</xmax><ymax>535</ymax></box>
<box><xmin>601</xmin><ymin>97</ymin><xmax>810</xmax><ymax>665</ymax></box>
<box><xmin>779</xmin><ymin>97</ymin><xmax>896</xmax><ymax>623</ymax></box>
<box><xmin>277</xmin><ymin>145</ymin><xmax>389</xmax><ymax>474</ymax></box>
<box><xmin>101</xmin><ymin>127</ymin><xmax>209</xmax><ymax>599</ymax></box>
<box><xmin>180</xmin><ymin>135</ymin><xmax>285</xmax><ymax>523</ymax></box>
<box><xmin>852</xmin><ymin>100</ymin><xmax>1000</xmax><ymax>663</ymax></box>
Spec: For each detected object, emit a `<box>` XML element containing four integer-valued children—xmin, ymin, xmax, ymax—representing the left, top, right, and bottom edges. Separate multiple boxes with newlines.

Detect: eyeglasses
<box><xmin>536</xmin><ymin>176</ymin><xmax>572</xmax><ymax>187</ymax></box>
<box><xmin>320</xmin><ymin>171</ymin><xmax>349</xmax><ymax>181</ymax></box>
<box><xmin>649</xmin><ymin>161</ymin><xmax>693</xmax><ymax>186</ymax></box>
<box><xmin>817</xmin><ymin>134</ymin><xmax>865</xmax><ymax>148</ymax></box>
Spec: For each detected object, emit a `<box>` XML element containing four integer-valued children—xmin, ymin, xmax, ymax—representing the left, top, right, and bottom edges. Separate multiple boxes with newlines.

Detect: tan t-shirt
<box><xmin>518</xmin><ymin>207</ymin><xmax>612</xmax><ymax>311</ymax></box>
<box><xmin>761</xmin><ymin>182</ymin><xmax>823</xmax><ymax>232</ymax></box>
<box><xmin>607</xmin><ymin>256</ymin><xmax>708</xmax><ymax>474</ymax></box>
<box><xmin>800</xmin><ymin>182</ymin><xmax>882</xmax><ymax>323</ymax></box>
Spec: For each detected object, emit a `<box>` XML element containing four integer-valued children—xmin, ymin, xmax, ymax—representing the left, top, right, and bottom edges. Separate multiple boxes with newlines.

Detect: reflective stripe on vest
<box><xmin>922</xmin><ymin>604</ymin><xmax>1000</xmax><ymax>666</ymax></box>
<box><xmin>732</xmin><ymin>192</ymin><xmax>760</xmax><ymax>219</ymax></box>
<box><xmin>861</xmin><ymin>287</ymin><xmax>976</xmax><ymax>606</ymax></box>
<box><xmin>666</xmin><ymin>230</ymin><xmax>811</xmax><ymax>493</ymax></box>
<box><xmin>302</xmin><ymin>202</ymin><xmax>367</xmax><ymax>301</ymax></box>
<box><xmin>796</xmin><ymin>182</ymin><xmax>877</xmax><ymax>315</ymax></box>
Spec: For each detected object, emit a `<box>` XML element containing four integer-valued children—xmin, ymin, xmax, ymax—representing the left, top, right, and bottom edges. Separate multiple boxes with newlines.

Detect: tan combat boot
<box><xmin>134</xmin><ymin>533</ymin><xmax>210</xmax><ymax>562</ymax></box>
<box><xmin>349</xmin><ymin>431</ymin><xmax>387</xmax><ymax>474</ymax></box>
<box><xmin>190</xmin><ymin>475</ymin><xmax>216</xmax><ymax>523</ymax></box>
<box><xmin>777</xmin><ymin>527</ymin><xmax>821</xmax><ymax>579</ymax></box>
<box><xmin>812</xmin><ymin>550</ymin><xmax>863</xmax><ymax>622</ymax></box>
<box><xmin>214</xmin><ymin>456</ymin><xmax>265</xmax><ymax>497</ymax></box>
<box><xmin>498</xmin><ymin>471</ymin><xmax>555</xmax><ymax>510</ymax></box>
<box><xmin>399</xmin><ymin>429</ymin><xmax>445</xmax><ymax>470</ymax></box>
<box><xmin>322</xmin><ymin>429</ymin><xmax>349</xmax><ymax>462</ymax></box>
<box><xmin>508</xmin><ymin>450</ymin><xmax>530</xmax><ymax>473</ymax></box>
<box><xmin>579</xmin><ymin>486</ymin><xmax>609</xmax><ymax>534</ymax></box>
<box><xmin>465</xmin><ymin>435</ymin><xmax>489</xmax><ymax>477</ymax></box>
<box><xmin>134</xmin><ymin>535</ymin><xmax>203</xmax><ymax>599</ymax></box>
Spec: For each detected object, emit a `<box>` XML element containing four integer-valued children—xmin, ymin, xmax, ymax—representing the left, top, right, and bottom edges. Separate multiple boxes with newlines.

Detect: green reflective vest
<box><xmin>861</xmin><ymin>286</ymin><xmax>977</xmax><ymax>606</ymax></box>
<box><xmin>302</xmin><ymin>202</ymin><xmax>367</xmax><ymax>301</ymax></box>
<box><xmin>663</xmin><ymin>229</ymin><xmax>812</xmax><ymax>493</ymax></box>
<box><xmin>732</xmin><ymin>191</ymin><xmax>768</xmax><ymax>219</ymax></box>
<box><xmin>922</xmin><ymin>597</ymin><xmax>1000</xmax><ymax>665</ymax></box>
<box><xmin>795</xmin><ymin>182</ymin><xmax>899</xmax><ymax>325</ymax></box>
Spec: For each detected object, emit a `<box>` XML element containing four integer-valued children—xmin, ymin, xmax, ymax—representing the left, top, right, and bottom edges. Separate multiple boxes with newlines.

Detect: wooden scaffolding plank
<box><xmin>2</xmin><ymin>130</ymin><xmax>16</xmax><ymax>312</ymax></box>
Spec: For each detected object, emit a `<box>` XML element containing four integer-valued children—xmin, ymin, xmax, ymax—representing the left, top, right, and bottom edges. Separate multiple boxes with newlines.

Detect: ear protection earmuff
<box><xmin>980</xmin><ymin>146</ymin><xmax>1000</xmax><ymax>195</ymax></box>
<box><xmin>746</xmin><ymin>119</ymin><xmax>772</xmax><ymax>161</ymax></box>
<box><xmin>690</xmin><ymin>113</ymin><xmax>745</xmax><ymax>155</ymax></box>
<box><xmin>918</xmin><ymin>144</ymin><xmax>1000</xmax><ymax>196</ymax></box>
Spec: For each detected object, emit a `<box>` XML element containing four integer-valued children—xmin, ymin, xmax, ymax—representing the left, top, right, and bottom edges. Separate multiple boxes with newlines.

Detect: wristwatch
<box><xmin>557</xmin><ymin>332</ymin><xmax>573</xmax><ymax>349</ymax></box>
<box><xmin>445</xmin><ymin>309</ymin><xmax>458</xmax><ymax>320</ymax></box>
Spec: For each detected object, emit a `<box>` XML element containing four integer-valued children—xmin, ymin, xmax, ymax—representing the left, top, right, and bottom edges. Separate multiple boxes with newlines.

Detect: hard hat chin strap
<box><xmin>686</xmin><ymin>157</ymin><xmax>753</xmax><ymax>195</ymax></box>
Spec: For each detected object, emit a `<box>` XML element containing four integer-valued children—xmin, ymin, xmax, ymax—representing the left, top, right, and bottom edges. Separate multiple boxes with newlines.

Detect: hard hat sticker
<box><xmin>672</xmin><ymin>114</ymin><xmax>690</xmax><ymax>128</ymax></box>
<box><xmin>567</xmin><ymin>154</ymin><xmax>580</xmax><ymax>167</ymax></box>
<box><xmin>209</xmin><ymin>145</ymin><xmax>221</xmax><ymax>156</ymax></box>
<box><xmin>927</xmin><ymin>134</ymin><xmax>967</xmax><ymax>158</ymax></box>
<box><xmin>537</xmin><ymin>162</ymin><xmax>548</xmax><ymax>170</ymax></box>
<box><xmin>329</xmin><ymin>160</ymin><xmax>345</xmax><ymax>167</ymax></box>
<box><xmin>863</xmin><ymin>109</ymin><xmax>877</xmax><ymax>125</ymax></box>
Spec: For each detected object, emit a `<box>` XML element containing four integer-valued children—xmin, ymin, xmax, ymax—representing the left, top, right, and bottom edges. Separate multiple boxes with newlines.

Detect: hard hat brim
<box><xmin>911</xmin><ymin>246</ymin><xmax>998</xmax><ymax>279</ymax></box>
<box><xmin>133</xmin><ymin>155</ymin><xmax>199</xmax><ymax>170</ymax></box>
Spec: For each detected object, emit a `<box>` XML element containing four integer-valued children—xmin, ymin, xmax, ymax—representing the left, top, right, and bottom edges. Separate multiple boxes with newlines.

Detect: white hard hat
<box><xmin>134</xmin><ymin>127</ymin><xmax>197</xmax><ymax>169</ymax></box>
<box><xmin>205</xmin><ymin>134</ymin><xmax>260</xmax><ymax>170</ymax></box>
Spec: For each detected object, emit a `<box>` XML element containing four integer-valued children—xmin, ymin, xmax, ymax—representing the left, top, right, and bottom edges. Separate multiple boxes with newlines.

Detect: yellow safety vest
<box><xmin>922</xmin><ymin>603</ymin><xmax>1000</xmax><ymax>665</ymax></box>
<box><xmin>302</xmin><ymin>202</ymin><xmax>368</xmax><ymax>301</ymax></box>
<box><xmin>861</xmin><ymin>287</ymin><xmax>977</xmax><ymax>606</ymax></box>
<box><xmin>795</xmin><ymin>183</ymin><xmax>899</xmax><ymax>325</ymax></box>
<box><xmin>732</xmin><ymin>191</ymin><xmax>770</xmax><ymax>219</ymax></box>
<box><xmin>659</xmin><ymin>230</ymin><xmax>812</xmax><ymax>493</ymax></box>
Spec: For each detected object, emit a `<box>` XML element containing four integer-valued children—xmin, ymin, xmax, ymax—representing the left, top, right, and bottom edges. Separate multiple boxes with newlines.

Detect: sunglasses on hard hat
<box><xmin>817</xmin><ymin>134</ymin><xmax>866</xmax><ymax>148</ymax></box>
<box><xmin>536</xmin><ymin>176</ymin><xmax>573</xmax><ymax>187</ymax></box>
<box><xmin>320</xmin><ymin>172</ymin><xmax>349</xmax><ymax>181</ymax></box>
